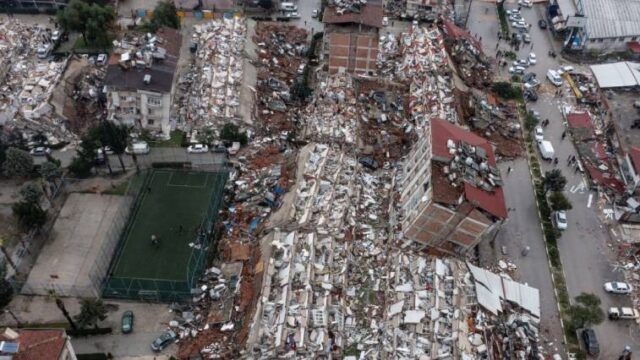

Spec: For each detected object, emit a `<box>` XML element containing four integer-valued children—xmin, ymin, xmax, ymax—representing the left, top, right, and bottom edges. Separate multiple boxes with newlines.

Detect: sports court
<box><xmin>104</xmin><ymin>169</ymin><xmax>227</xmax><ymax>301</ymax></box>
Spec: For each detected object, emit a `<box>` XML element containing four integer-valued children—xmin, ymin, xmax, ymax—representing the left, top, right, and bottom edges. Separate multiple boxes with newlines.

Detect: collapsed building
<box><xmin>105</xmin><ymin>27</ymin><xmax>182</xmax><ymax>139</ymax></box>
<box><xmin>0</xmin><ymin>19</ymin><xmax>73</xmax><ymax>144</ymax></box>
<box><xmin>175</xmin><ymin>17</ymin><xmax>246</xmax><ymax>132</ymax></box>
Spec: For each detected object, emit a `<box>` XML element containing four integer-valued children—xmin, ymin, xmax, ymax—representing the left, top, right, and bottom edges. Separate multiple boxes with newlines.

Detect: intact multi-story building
<box><xmin>105</xmin><ymin>27</ymin><xmax>181</xmax><ymax>139</ymax></box>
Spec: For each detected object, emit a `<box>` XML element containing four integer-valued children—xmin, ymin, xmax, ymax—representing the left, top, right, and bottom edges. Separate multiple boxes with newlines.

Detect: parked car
<box><xmin>533</xmin><ymin>126</ymin><xmax>544</xmax><ymax>142</ymax></box>
<box><xmin>125</xmin><ymin>141</ymin><xmax>150</xmax><ymax>155</ymax></box>
<box><xmin>528</xmin><ymin>52</ymin><xmax>537</xmax><ymax>65</ymax></box>
<box><xmin>513</xmin><ymin>59</ymin><xmax>529</xmax><ymax>67</ymax></box>
<box><xmin>312</xmin><ymin>9</ymin><xmax>319</xmax><ymax>18</ymax></box>
<box><xmin>509</xmin><ymin>14</ymin><xmax>524</xmax><ymax>22</ymax></box>
<box><xmin>97</xmin><ymin>53</ymin><xmax>108</xmax><ymax>66</ymax></box>
<box><xmin>51</xmin><ymin>30</ymin><xmax>62</xmax><ymax>43</ymax></box>
<box><xmin>538</xmin><ymin>19</ymin><xmax>548</xmax><ymax>29</ymax></box>
<box><xmin>552</xmin><ymin>210</ymin><xmax>568</xmax><ymax>230</ymax></box>
<box><xmin>557</xmin><ymin>65</ymin><xmax>575</xmax><ymax>75</ymax></box>
<box><xmin>523</xmin><ymin>89</ymin><xmax>538</xmax><ymax>101</ymax></box>
<box><xmin>121</xmin><ymin>311</ymin><xmax>134</xmax><ymax>334</ymax></box>
<box><xmin>359</xmin><ymin>157</ymin><xmax>379</xmax><ymax>170</ymax></box>
<box><xmin>604</xmin><ymin>281</ymin><xmax>633</xmax><ymax>294</ymax></box>
<box><xmin>211</xmin><ymin>145</ymin><xmax>228</xmax><ymax>154</ymax></box>
<box><xmin>506</xmin><ymin>9</ymin><xmax>521</xmax><ymax>15</ymax></box>
<box><xmin>524</xmin><ymin>78</ymin><xmax>541</xmax><ymax>89</ymax></box>
<box><xmin>297</xmin><ymin>63</ymin><xmax>306</xmax><ymax>74</ymax></box>
<box><xmin>522</xmin><ymin>33</ymin><xmax>532</xmax><ymax>43</ymax></box>
<box><xmin>30</xmin><ymin>146</ymin><xmax>51</xmax><ymax>156</ymax></box>
<box><xmin>151</xmin><ymin>330</ymin><xmax>177</xmax><ymax>352</ymax></box>
<box><xmin>509</xmin><ymin>66</ymin><xmax>526</xmax><ymax>75</ymax></box>
<box><xmin>382</xmin><ymin>16</ymin><xmax>389</xmax><ymax>26</ymax></box>
<box><xmin>286</xmin><ymin>11</ymin><xmax>300</xmax><ymax>19</ymax></box>
<box><xmin>547</xmin><ymin>69</ymin><xmax>563</xmax><ymax>86</ymax></box>
<box><xmin>187</xmin><ymin>143</ymin><xmax>209</xmax><ymax>153</ymax></box>
<box><xmin>518</xmin><ymin>0</ymin><xmax>533</xmax><ymax>7</ymax></box>
<box><xmin>512</xmin><ymin>21</ymin><xmax>527</xmax><ymax>29</ymax></box>
<box><xmin>608</xmin><ymin>307</ymin><xmax>639</xmax><ymax>320</ymax></box>
<box><xmin>581</xmin><ymin>328</ymin><xmax>600</xmax><ymax>356</ymax></box>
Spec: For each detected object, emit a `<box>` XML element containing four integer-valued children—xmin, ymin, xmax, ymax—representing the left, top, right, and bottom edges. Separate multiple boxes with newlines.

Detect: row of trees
<box><xmin>542</xmin><ymin>169</ymin><xmax>572</xmax><ymax>211</ymax></box>
<box><xmin>70</xmin><ymin>121</ymin><xmax>139</xmax><ymax>178</ymax></box>
<box><xmin>56</xmin><ymin>297</ymin><xmax>108</xmax><ymax>330</ymax></box>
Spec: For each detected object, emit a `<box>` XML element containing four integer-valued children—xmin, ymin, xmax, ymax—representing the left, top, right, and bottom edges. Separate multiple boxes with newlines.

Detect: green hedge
<box><xmin>151</xmin><ymin>161</ymin><xmax>191</xmax><ymax>169</ymax></box>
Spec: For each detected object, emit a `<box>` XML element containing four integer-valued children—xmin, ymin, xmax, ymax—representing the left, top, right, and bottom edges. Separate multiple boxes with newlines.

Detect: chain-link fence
<box><xmin>100</xmin><ymin>167</ymin><xmax>228</xmax><ymax>302</ymax></box>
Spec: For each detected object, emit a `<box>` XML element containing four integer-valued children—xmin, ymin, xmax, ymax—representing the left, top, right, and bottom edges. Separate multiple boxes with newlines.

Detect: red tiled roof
<box><xmin>629</xmin><ymin>41</ymin><xmax>640</xmax><ymax>54</ymax></box>
<box><xmin>431</xmin><ymin>119</ymin><xmax>497</xmax><ymax>165</ymax></box>
<box><xmin>1</xmin><ymin>329</ymin><xmax>67</xmax><ymax>360</ymax></box>
<box><xmin>566</xmin><ymin>112</ymin><xmax>594</xmax><ymax>130</ymax></box>
<box><xmin>464</xmin><ymin>183</ymin><xmax>508</xmax><ymax>219</ymax></box>
<box><xmin>584</xmin><ymin>163</ymin><xmax>625</xmax><ymax>193</ymax></box>
<box><xmin>431</xmin><ymin>119</ymin><xmax>507</xmax><ymax>219</ymax></box>
<box><xmin>629</xmin><ymin>146</ymin><xmax>640</xmax><ymax>173</ymax></box>
<box><xmin>322</xmin><ymin>5</ymin><xmax>383</xmax><ymax>28</ymax></box>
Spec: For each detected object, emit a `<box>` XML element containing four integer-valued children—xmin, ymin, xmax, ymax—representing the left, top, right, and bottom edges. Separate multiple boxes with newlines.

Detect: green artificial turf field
<box><xmin>111</xmin><ymin>169</ymin><xmax>225</xmax><ymax>281</ymax></box>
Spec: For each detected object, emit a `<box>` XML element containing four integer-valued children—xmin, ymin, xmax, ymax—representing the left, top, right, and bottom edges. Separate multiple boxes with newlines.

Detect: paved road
<box><xmin>467</xmin><ymin>2</ymin><xmax>566</xmax><ymax>355</ymax></box>
<box><xmin>279</xmin><ymin>0</ymin><xmax>324</xmax><ymax>36</ymax></box>
<box><xmin>35</xmin><ymin>147</ymin><xmax>228</xmax><ymax>170</ymax></box>
<box><xmin>72</xmin><ymin>332</ymin><xmax>177</xmax><ymax>358</ymax></box>
<box><xmin>469</xmin><ymin>1</ymin><xmax>640</xmax><ymax>356</ymax></box>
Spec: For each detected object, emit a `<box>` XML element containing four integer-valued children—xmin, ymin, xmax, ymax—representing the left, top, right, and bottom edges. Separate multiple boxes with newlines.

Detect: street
<box><xmin>35</xmin><ymin>147</ymin><xmax>228</xmax><ymax>170</ymax></box>
<box><xmin>468</xmin><ymin>0</ymin><xmax>640</xmax><ymax>356</ymax></box>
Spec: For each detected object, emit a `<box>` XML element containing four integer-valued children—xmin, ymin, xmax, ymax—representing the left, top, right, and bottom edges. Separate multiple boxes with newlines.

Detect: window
<box><xmin>147</xmin><ymin>119</ymin><xmax>154</xmax><ymax>125</ymax></box>
<box><xmin>633</xmin><ymin>37</ymin><xmax>638</xmax><ymax>41</ymax></box>
<box><xmin>147</xmin><ymin>96</ymin><xmax>162</xmax><ymax>106</ymax></box>
<box><xmin>619</xmin><ymin>37</ymin><xmax>626</xmax><ymax>42</ymax></box>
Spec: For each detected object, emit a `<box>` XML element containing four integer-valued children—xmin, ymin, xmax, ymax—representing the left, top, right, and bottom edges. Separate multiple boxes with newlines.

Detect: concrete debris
<box><xmin>0</xmin><ymin>19</ymin><xmax>73</xmax><ymax>144</ymax></box>
<box><xmin>174</xmin><ymin>17</ymin><xmax>247</xmax><ymax>131</ymax></box>
<box><xmin>254</xmin><ymin>22</ymin><xmax>308</xmax><ymax>136</ymax></box>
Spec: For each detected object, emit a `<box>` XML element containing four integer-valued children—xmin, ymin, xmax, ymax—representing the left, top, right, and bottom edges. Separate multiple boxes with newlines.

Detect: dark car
<box><xmin>581</xmin><ymin>328</ymin><xmax>600</xmax><ymax>356</ymax></box>
<box><xmin>121</xmin><ymin>310</ymin><xmax>134</xmax><ymax>334</ymax></box>
<box><xmin>151</xmin><ymin>330</ymin><xmax>177</xmax><ymax>352</ymax></box>
<box><xmin>524</xmin><ymin>89</ymin><xmax>538</xmax><ymax>102</ymax></box>
<box><xmin>359</xmin><ymin>157</ymin><xmax>379</xmax><ymax>170</ymax></box>
<box><xmin>538</xmin><ymin>19</ymin><xmax>548</xmax><ymax>29</ymax></box>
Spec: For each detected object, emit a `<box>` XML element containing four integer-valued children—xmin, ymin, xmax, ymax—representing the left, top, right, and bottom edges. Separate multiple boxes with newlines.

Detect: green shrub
<box><xmin>492</xmin><ymin>82</ymin><xmax>522</xmax><ymax>100</ymax></box>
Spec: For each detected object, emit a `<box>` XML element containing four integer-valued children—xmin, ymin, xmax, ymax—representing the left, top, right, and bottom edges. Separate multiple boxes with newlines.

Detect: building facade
<box><xmin>399</xmin><ymin>119</ymin><xmax>507</xmax><ymax>255</ymax></box>
<box><xmin>105</xmin><ymin>27</ymin><xmax>181</xmax><ymax>139</ymax></box>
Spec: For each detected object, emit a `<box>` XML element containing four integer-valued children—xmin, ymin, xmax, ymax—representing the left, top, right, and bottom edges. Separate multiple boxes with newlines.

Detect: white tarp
<box><xmin>590</xmin><ymin>62</ymin><xmax>640</xmax><ymax>88</ymax></box>
<box><xmin>467</xmin><ymin>263</ymin><xmax>541</xmax><ymax>318</ymax></box>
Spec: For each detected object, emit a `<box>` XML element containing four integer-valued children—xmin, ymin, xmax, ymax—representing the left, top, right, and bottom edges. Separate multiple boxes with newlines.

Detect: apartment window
<box><xmin>147</xmin><ymin>96</ymin><xmax>162</xmax><ymax>106</ymax></box>
<box><xmin>423</xmin><ymin>180</ymin><xmax>430</xmax><ymax>192</ymax></box>
<box><xmin>633</xmin><ymin>37</ymin><xmax>638</xmax><ymax>41</ymax></box>
<box><xmin>147</xmin><ymin>119</ymin><xmax>155</xmax><ymax>125</ymax></box>
<box><xmin>619</xmin><ymin>37</ymin><xmax>626</xmax><ymax>42</ymax></box>
<box><xmin>120</xmin><ymin>95</ymin><xmax>127</xmax><ymax>101</ymax></box>
<box><xmin>598</xmin><ymin>39</ymin><xmax>604</xmax><ymax>43</ymax></box>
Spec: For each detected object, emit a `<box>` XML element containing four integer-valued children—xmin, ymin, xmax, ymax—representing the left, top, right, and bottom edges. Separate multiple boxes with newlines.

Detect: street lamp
<box><xmin>4</xmin><ymin>309</ymin><xmax>21</xmax><ymax>327</ymax></box>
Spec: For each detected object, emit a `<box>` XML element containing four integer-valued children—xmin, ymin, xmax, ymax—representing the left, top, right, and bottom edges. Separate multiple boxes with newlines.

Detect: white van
<box><xmin>280</xmin><ymin>2</ymin><xmax>297</xmax><ymax>11</ymax></box>
<box><xmin>547</xmin><ymin>69</ymin><xmax>563</xmax><ymax>86</ymax></box>
<box><xmin>125</xmin><ymin>141</ymin><xmax>150</xmax><ymax>155</ymax></box>
<box><xmin>36</xmin><ymin>44</ymin><xmax>52</xmax><ymax>59</ymax></box>
<box><xmin>537</xmin><ymin>140</ymin><xmax>554</xmax><ymax>160</ymax></box>
<box><xmin>608</xmin><ymin>307</ymin><xmax>639</xmax><ymax>320</ymax></box>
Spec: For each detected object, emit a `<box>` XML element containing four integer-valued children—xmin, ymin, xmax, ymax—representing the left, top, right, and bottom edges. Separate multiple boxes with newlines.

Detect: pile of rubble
<box><xmin>328</xmin><ymin>0</ymin><xmax>369</xmax><ymax>15</ymax></box>
<box><xmin>0</xmin><ymin>19</ymin><xmax>73</xmax><ymax>143</ymax></box>
<box><xmin>254</xmin><ymin>22</ymin><xmax>308</xmax><ymax>136</ymax></box>
<box><xmin>441</xmin><ymin>19</ymin><xmax>494</xmax><ymax>88</ymax></box>
<box><xmin>175</xmin><ymin>17</ymin><xmax>246</xmax><ymax>130</ymax></box>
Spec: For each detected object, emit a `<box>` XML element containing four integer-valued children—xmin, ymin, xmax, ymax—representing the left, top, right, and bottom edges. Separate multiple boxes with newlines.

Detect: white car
<box><xmin>553</xmin><ymin>210</ymin><xmax>567</xmax><ymax>230</ymax></box>
<box><xmin>97</xmin><ymin>53</ymin><xmax>107</xmax><ymax>66</ymax></box>
<box><xmin>30</xmin><ymin>146</ymin><xmax>51</xmax><ymax>156</ymax></box>
<box><xmin>533</xmin><ymin>126</ymin><xmax>544</xmax><ymax>142</ymax></box>
<box><xmin>506</xmin><ymin>9</ymin><xmax>521</xmax><ymax>15</ymax></box>
<box><xmin>608</xmin><ymin>307</ymin><xmax>639</xmax><ymax>320</ymax></box>
<box><xmin>557</xmin><ymin>65</ymin><xmax>575</xmax><ymax>75</ymax></box>
<box><xmin>382</xmin><ymin>16</ymin><xmax>389</xmax><ymax>26</ymax></box>
<box><xmin>297</xmin><ymin>63</ymin><xmax>306</xmax><ymax>74</ymax></box>
<box><xmin>312</xmin><ymin>9</ymin><xmax>319</xmax><ymax>18</ymax></box>
<box><xmin>524</xmin><ymin>78</ymin><xmax>541</xmax><ymax>89</ymax></box>
<box><xmin>187</xmin><ymin>144</ymin><xmax>209</xmax><ymax>153</ymax></box>
<box><xmin>512</xmin><ymin>21</ymin><xmax>527</xmax><ymax>29</ymax></box>
<box><xmin>509</xmin><ymin>66</ymin><xmax>526</xmax><ymax>74</ymax></box>
<box><xmin>286</xmin><ymin>11</ymin><xmax>300</xmax><ymax>19</ymax></box>
<box><xmin>518</xmin><ymin>0</ymin><xmax>533</xmax><ymax>7</ymax></box>
<box><xmin>51</xmin><ymin>30</ymin><xmax>61</xmax><ymax>42</ymax></box>
<box><xmin>604</xmin><ymin>282</ymin><xmax>633</xmax><ymax>294</ymax></box>
<box><xmin>528</xmin><ymin>52</ymin><xmax>537</xmax><ymax>65</ymax></box>
<box><xmin>513</xmin><ymin>59</ymin><xmax>529</xmax><ymax>67</ymax></box>
<box><xmin>509</xmin><ymin>14</ymin><xmax>524</xmax><ymax>22</ymax></box>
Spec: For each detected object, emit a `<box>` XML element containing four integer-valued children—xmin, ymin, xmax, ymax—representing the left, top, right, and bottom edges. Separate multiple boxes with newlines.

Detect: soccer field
<box><xmin>111</xmin><ymin>169</ymin><xmax>226</xmax><ymax>281</ymax></box>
